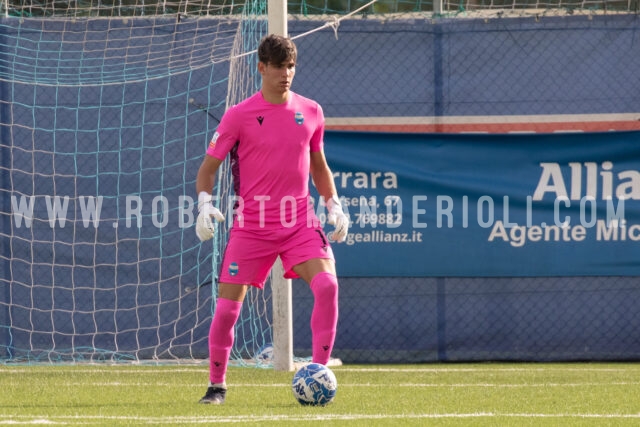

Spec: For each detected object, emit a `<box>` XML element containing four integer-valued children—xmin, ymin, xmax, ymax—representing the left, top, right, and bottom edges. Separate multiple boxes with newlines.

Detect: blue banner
<box><xmin>320</xmin><ymin>130</ymin><xmax>640</xmax><ymax>277</ymax></box>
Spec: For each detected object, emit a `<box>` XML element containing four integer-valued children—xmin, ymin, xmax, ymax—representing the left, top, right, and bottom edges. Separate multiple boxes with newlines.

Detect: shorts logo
<box><xmin>228</xmin><ymin>262</ymin><xmax>239</xmax><ymax>276</ymax></box>
<box><xmin>294</xmin><ymin>112</ymin><xmax>304</xmax><ymax>125</ymax></box>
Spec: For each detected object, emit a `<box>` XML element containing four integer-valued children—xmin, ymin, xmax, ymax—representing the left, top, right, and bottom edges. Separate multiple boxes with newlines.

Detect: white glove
<box><xmin>196</xmin><ymin>192</ymin><xmax>225</xmax><ymax>242</ymax></box>
<box><xmin>327</xmin><ymin>195</ymin><xmax>349</xmax><ymax>243</ymax></box>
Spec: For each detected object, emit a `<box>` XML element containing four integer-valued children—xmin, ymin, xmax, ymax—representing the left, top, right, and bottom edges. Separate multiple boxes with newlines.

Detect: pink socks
<box><xmin>208</xmin><ymin>297</ymin><xmax>243</xmax><ymax>385</ymax></box>
<box><xmin>309</xmin><ymin>272</ymin><xmax>339</xmax><ymax>365</ymax></box>
<box><xmin>208</xmin><ymin>273</ymin><xmax>337</xmax><ymax>384</ymax></box>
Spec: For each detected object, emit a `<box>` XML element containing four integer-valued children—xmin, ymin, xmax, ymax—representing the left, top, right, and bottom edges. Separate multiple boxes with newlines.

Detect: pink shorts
<box><xmin>218</xmin><ymin>222</ymin><xmax>335</xmax><ymax>288</ymax></box>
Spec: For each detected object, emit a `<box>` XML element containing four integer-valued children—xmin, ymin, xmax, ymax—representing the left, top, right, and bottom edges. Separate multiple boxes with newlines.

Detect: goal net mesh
<box><xmin>0</xmin><ymin>1</ymin><xmax>274</xmax><ymax>364</ymax></box>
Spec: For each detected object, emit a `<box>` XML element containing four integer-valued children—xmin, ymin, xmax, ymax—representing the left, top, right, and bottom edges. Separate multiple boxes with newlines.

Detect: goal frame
<box><xmin>267</xmin><ymin>0</ymin><xmax>295</xmax><ymax>372</ymax></box>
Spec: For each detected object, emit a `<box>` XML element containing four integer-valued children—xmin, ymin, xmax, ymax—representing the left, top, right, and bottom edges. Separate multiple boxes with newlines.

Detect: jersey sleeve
<box><xmin>309</xmin><ymin>102</ymin><xmax>325</xmax><ymax>153</ymax></box>
<box><xmin>206</xmin><ymin>106</ymin><xmax>240</xmax><ymax>160</ymax></box>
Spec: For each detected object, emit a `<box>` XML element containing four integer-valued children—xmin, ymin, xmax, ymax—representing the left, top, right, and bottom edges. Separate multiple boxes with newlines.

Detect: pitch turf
<box><xmin>1</xmin><ymin>363</ymin><xmax>640</xmax><ymax>425</ymax></box>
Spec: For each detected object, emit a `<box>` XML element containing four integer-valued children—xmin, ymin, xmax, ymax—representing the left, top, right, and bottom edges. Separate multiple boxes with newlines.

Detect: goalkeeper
<box><xmin>194</xmin><ymin>34</ymin><xmax>349</xmax><ymax>405</ymax></box>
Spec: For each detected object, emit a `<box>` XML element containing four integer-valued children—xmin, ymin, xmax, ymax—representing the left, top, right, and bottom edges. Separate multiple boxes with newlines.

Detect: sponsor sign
<box><xmin>320</xmin><ymin>130</ymin><xmax>640</xmax><ymax>277</ymax></box>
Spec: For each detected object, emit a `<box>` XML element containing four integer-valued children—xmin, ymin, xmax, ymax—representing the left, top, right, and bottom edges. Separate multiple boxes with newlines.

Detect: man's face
<box><xmin>260</xmin><ymin>59</ymin><xmax>296</xmax><ymax>95</ymax></box>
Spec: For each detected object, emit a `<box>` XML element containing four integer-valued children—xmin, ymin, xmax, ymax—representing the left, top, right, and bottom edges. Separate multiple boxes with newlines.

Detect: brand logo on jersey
<box><xmin>257</xmin><ymin>116</ymin><xmax>264</xmax><ymax>125</ymax></box>
<box><xmin>208</xmin><ymin>132</ymin><xmax>219</xmax><ymax>150</ymax></box>
<box><xmin>295</xmin><ymin>112</ymin><xmax>304</xmax><ymax>125</ymax></box>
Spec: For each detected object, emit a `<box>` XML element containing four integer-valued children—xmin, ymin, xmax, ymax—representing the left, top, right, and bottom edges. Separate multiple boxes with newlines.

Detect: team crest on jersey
<box><xmin>228</xmin><ymin>262</ymin><xmax>239</xmax><ymax>276</ymax></box>
<box><xmin>294</xmin><ymin>112</ymin><xmax>304</xmax><ymax>125</ymax></box>
<box><xmin>208</xmin><ymin>131</ymin><xmax>219</xmax><ymax>150</ymax></box>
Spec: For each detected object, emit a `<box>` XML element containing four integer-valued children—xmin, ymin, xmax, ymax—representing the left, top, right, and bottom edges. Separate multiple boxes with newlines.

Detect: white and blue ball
<box><xmin>291</xmin><ymin>363</ymin><xmax>337</xmax><ymax>406</ymax></box>
<box><xmin>254</xmin><ymin>343</ymin><xmax>274</xmax><ymax>364</ymax></box>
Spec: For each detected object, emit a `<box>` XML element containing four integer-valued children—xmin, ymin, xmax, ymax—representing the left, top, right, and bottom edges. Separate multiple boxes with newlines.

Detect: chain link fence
<box><xmin>283</xmin><ymin>5</ymin><xmax>640</xmax><ymax>362</ymax></box>
<box><xmin>291</xmin><ymin>276</ymin><xmax>640</xmax><ymax>363</ymax></box>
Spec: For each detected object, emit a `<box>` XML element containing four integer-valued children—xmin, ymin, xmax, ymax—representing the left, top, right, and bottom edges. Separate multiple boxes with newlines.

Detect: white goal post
<box><xmin>267</xmin><ymin>0</ymin><xmax>295</xmax><ymax>372</ymax></box>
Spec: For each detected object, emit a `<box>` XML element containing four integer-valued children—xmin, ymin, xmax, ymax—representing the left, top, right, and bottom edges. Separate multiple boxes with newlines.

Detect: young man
<box><xmin>194</xmin><ymin>34</ymin><xmax>349</xmax><ymax>405</ymax></box>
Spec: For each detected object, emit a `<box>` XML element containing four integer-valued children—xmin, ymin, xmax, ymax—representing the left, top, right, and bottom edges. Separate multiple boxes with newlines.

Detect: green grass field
<box><xmin>2</xmin><ymin>363</ymin><xmax>640</xmax><ymax>425</ymax></box>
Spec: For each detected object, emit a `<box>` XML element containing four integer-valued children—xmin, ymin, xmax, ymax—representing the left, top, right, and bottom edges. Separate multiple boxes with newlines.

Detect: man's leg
<box><xmin>200</xmin><ymin>283</ymin><xmax>247</xmax><ymax>404</ymax></box>
<box><xmin>282</xmin><ymin>224</ymin><xmax>339</xmax><ymax>365</ymax></box>
<box><xmin>309</xmin><ymin>271</ymin><xmax>339</xmax><ymax>365</ymax></box>
<box><xmin>293</xmin><ymin>258</ymin><xmax>339</xmax><ymax>365</ymax></box>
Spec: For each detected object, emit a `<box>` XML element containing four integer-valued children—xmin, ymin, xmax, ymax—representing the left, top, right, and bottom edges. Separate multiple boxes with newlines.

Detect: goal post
<box><xmin>271</xmin><ymin>259</ymin><xmax>294</xmax><ymax>371</ymax></box>
<box><xmin>267</xmin><ymin>0</ymin><xmax>295</xmax><ymax>373</ymax></box>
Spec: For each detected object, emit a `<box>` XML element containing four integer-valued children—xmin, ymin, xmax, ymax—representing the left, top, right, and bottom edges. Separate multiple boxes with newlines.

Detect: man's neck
<box><xmin>261</xmin><ymin>89</ymin><xmax>289</xmax><ymax>105</ymax></box>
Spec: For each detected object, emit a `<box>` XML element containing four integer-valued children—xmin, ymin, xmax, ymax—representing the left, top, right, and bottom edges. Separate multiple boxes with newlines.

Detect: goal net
<box><xmin>0</xmin><ymin>0</ymin><xmax>273</xmax><ymax>364</ymax></box>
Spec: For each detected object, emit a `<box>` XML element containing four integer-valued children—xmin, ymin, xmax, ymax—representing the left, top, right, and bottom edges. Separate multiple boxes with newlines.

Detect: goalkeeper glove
<box><xmin>196</xmin><ymin>192</ymin><xmax>225</xmax><ymax>242</ymax></box>
<box><xmin>327</xmin><ymin>195</ymin><xmax>349</xmax><ymax>243</ymax></box>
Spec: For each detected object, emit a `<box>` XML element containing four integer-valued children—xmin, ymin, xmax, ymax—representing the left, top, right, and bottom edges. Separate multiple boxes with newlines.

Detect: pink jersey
<box><xmin>206</xmin><ymin>91</ymin><xmax>324</xmax><ymax>229</ymax></box>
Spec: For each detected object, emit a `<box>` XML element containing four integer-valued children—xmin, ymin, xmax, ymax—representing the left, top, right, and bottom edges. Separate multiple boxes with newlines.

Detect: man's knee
<box><xmin>310</xmin><ymin>272</ymin><xmax>338</xmax><ymax>301</ymax></box>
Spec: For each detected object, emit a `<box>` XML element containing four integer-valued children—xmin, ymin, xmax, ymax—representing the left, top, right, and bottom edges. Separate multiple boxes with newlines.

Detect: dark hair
<box><xmin>258</xmin><ymin>34</ymin><xmax>297</xmax><ymax>65</ymax></box>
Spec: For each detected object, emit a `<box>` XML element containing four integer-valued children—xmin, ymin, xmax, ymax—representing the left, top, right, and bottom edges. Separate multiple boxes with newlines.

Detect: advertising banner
<box><xmin>320</xmin><ymin>130</ymin><xmax>640</xmax><ymax>277</ymax></box>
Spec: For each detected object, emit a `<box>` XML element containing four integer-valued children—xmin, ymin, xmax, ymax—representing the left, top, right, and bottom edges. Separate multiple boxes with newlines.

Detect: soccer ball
<box><xmin>291</xmin><ymin>363</ymin><xmax>337</xmax><ymax>406</ymax></box>
<box><xmin>254</xmin><ymin>343</ymin><xmax>274</xmax><ymax>364</ymax></box>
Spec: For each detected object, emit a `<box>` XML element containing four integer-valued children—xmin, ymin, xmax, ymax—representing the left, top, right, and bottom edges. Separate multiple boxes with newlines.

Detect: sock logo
<box><xmin>257</xmin><ymin>116</ymin><xmax>264</xmax><ymax>125</ymax></box>
<box><xmin>323</xmin><ymin>345</ymin><xmax>329</xmax><ymax>351</ymax></box>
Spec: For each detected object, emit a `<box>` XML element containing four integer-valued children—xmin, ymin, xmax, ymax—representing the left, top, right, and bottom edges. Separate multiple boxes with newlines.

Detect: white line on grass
<box><xmin>3</xmin><ymin>365</ymin><xmax>640</xmax><ymax>374</ymax></box>
<box><xmin>0</xmin><ymin>368</ymin><xmax>208</xmax><ymax>374</ymax></box>
<box><xmin>4</xmin><ymin>412</ymin><xmax>640</xmax><ymax>424</ymax></box>
<box><xmin>337</xmin><ymin>366</ymin><xmax>640</xmax><ymax>373</ymax></box>
<box><xmin>30</xmin><ymin>381</ymin><xmax>640</xmax><ymax>388</ymax></box>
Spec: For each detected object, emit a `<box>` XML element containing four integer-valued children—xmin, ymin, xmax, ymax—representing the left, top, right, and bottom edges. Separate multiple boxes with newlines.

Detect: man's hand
<box><xmin>327</xmin><ymin>195</ymin><xmax>349</xmax><ymax>243</ymax></box>
<box><xmin>196</xmin><ymin>192</ymin><xmax>225</xmax><ymax>242</ymax></box>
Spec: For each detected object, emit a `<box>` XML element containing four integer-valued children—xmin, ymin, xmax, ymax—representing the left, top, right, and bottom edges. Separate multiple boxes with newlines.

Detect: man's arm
<box><xmin>309</xmin><ymin>150</ymin><xmax>337</xmax><ymax>202</ymax></box>
<box><xmin>310</xmin><ymin>150</ymin><xmax>348</xmax><ymax>242</ymax></box>
<box><xmin>195</xmin><ymin>155</ymin><xmax>225</xmax><ymax>241</ymax></box>
<box><xmin>196</xmin><ymin>155</ymin><xmax>223</xmax><ymax>195</ymax></box>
